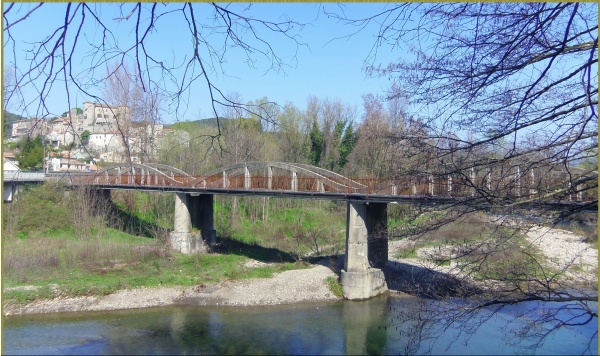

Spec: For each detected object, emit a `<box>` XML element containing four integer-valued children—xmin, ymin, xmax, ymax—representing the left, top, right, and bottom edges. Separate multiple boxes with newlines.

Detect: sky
<box><xmin>3</xmin><ymin>2</ymin><xmax>407</xmax><ymax>123</ymax></box>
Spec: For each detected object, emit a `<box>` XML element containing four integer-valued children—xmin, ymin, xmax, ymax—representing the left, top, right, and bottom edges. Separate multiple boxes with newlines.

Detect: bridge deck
<box><xmin>4</xmin><ymin>160</ymin><xmax>597</xmax><ymax>208</ymax></box>
<box><xmin>33</xmin><ymin>171</ymin><xmax>592</xmax><ymax>208</ymax></box>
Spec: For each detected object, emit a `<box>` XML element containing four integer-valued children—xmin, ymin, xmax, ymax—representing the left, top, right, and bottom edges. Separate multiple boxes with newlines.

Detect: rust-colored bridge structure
<box><xmin>5</xmin><ymin>161</ymin><xmax>596</xmax><ymax>300</ymax></box>
<box><xmin>45</xmin><ymin>161</ymin><xmax>595</xmax><ymax>204</ymax></box>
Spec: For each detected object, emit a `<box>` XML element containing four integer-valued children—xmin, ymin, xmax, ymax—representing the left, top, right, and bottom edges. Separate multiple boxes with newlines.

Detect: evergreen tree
<box><xmin>325</xmin><ymin>119</ymin><xmax>347</xmax><ymax>171</ymax></box>
<box><xmin>308</xmin><ymin>118</ymin><xmax>324</xmax><ymax>166</ymax></box>
<box><xmin>81</xmin><ymin>130</ymin><xmax>91</xmax><ymax>146</ymax></box>
<box><xmin>17</xmin><ymin>135</ymin><xmax>44</xmax><ymax>170</ymax></box>
<box><xmin>338</xmin><ymin>121</ymin><xmax>358</xmax><ymax>169</ymax></box>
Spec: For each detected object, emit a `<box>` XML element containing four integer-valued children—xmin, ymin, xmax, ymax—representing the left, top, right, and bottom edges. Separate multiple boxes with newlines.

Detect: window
<box><xmin>104</xmin><ymin>114</ymin><xmax>108</xmax><ymax>119</ymax></box>
<box><xmin>97</xmin><ymin>114</ymin><xmax>102</xmax><ymax>118</ymax></box>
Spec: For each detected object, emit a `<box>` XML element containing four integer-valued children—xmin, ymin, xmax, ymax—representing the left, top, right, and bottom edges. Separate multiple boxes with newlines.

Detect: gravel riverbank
<box><xmin>3</xmin><ymin>261</ymin><xmax>340</xmax><ymax>316</ymax></box>
<box><xmin>525</xmin><ymin>225</ymin><xmax>597</xmax><ymax>285</ymax></box>
<box><xmin>387</xmin><ymin>222</ymin><xmax>598</xmax><ymax>291</ymax></box>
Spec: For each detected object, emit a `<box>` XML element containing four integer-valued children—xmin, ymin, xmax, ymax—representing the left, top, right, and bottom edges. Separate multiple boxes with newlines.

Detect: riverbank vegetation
<box><xmin>2</xmin><ymin>183</ymin><xmax>308</xmax><ymax>305</ymax></box>
<box><xmin>4</xmin><ymin>181</ymin><xmax>596</xmax><ymax>307</ymax></box>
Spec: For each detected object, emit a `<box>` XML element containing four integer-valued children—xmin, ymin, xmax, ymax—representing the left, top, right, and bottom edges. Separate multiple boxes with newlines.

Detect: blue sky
<box><xmin>3</xmin><ymin>3</ymin><xmax>406</xmax><ymax>123</ymax></box>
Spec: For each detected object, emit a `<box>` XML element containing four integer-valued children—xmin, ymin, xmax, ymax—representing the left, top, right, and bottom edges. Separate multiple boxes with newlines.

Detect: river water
<box><xmin>4</xmin><ymin>295</ymin><xmax>597</xmax><ymax>355</ymax></box>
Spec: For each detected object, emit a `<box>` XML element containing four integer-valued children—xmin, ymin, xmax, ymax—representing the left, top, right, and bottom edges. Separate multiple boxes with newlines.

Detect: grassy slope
<box><xmin>3</xmin><ymin>226</ymin><xmax>307</xmax><ymax>304</ymax></box>
<box><xmin>3</xmin><ymin>189</ymin><xmax>319</xmax><ymax>305</ymax></box>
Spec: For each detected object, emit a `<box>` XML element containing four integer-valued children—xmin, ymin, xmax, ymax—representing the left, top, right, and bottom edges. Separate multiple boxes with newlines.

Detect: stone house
<box><xmin>11</xmin><ymin>118</ymin><xmax>48</xmax><ymax>139</ymax></box>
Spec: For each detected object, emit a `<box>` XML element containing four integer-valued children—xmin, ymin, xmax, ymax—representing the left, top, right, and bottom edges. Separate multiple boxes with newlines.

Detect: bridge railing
<box><xmin>5</xmin><ymin>162</ymin><xmax>596</xmax><ymax>203</ymax></box>
<box><xmin>3</xmin><ymin>171</ymin><xmax>46</xmax><ymax>181</ymax></box>
<box><xmin>75</xmin><ymin>172</ymin><xmax>597</xmax><ymax>203</ymax></box>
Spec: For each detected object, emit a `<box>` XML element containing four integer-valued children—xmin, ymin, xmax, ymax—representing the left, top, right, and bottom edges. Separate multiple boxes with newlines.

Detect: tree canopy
<box><xmin>324</xmin><ymin>3</ymin><xmax>598</xmax><ymax>349</ymax></box>
<box><xmin>16</xmin><ymin>135</ymin><xmax>44</xmax><ymax>170</ymax></box>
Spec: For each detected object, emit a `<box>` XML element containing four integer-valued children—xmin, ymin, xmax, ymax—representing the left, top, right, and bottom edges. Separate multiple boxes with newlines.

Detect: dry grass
<box><xmin>3</xmin><ymin>230</ymin><xmax>166</xmax><ymax>285</ymax></box>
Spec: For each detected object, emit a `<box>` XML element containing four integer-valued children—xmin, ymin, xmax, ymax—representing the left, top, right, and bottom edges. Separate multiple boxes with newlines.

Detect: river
<box><xmin>4</xmin><ymin>294</ymin><xmax>597</xmax><ymax>355</ymax></box>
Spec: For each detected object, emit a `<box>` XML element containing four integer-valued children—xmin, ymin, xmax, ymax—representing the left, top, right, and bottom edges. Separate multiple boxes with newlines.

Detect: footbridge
<box><xmin>87</xmin><ymin>161</ymin><xmax>441</xmax><ymax>202</ymax></box>
<box><xmin>4</xmin><ymin>161</ymin><xmax>596</xmax><ymax>300</ymax></box>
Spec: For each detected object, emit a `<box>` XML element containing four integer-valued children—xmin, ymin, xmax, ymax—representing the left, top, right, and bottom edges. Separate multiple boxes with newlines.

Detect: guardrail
<box><xmin>3</xmin><ymin>171</ymin><xmax>97</xmax><ymax>183</ymax></box>
<box><xmin>2</xmin><ymin>171</ymin><xmax>46</xmax><ymax>182</ymax></box>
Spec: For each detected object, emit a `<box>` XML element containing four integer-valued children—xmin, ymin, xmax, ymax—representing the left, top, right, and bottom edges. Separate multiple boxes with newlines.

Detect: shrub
<box><xmin>10</xmin><ymin>182</ymin><xmax>72</xmax><ymax>235</ymax></box>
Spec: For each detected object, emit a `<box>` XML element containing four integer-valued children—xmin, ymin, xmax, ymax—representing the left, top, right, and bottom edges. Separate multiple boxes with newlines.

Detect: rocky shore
<box><xmin>4</xmin><ymin>224</ymin><xmax>597</xmax><ymax>316</ymax></box>
<box><xmin>525</xmin><ymin>225</ymin><xmax>597</xmax><ymax>285</ymax></box>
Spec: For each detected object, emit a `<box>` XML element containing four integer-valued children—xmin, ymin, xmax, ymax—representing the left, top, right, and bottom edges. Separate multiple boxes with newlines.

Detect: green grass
<box><xmin>2</xmin><ymin>225</ymin><xmax>312</xmax><ymax>306</ymax></box>
<box><xmin>215</xmin><ymin>197</ymin><xmax>347</xmax><ymax>259</ymax></box>
<box><xmin>395</xmin><ymin>248</ymin><xmax>419</xmax><ymax>259</ymax></box>
<box><xmin>3</xmin><ymin>286</ymin><xmax>54</xmax><ymax>304</ymax></box>
<box><xmin>432</xmin><ymin>259</ymin><xmax>451</xmax><ymax>267</ymax></box>
<box><xmin>2</xmin><ymin>184</ymin><xmax>343</xmax><ymax>306</ymax></box>
<box><xmin>326</xmin><ymin>276</ymin><xmax>344</xmax><ymax>298</ymax></box>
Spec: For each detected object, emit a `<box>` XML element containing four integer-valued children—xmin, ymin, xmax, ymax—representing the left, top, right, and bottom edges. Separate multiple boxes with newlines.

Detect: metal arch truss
<box><xmin>95</xmin><ymin>162</ymin><xmax>191</xmax><ymax>186</ymax></box>
<box><xmin>190</xmin><ymin>161</ymin><xmax>366</xmax><ymax>193</ymax></box>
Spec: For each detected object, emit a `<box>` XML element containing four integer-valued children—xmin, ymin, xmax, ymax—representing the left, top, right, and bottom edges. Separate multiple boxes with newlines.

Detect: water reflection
<box><xmin>4</xmin><ymin>295</ymin><xmax>597</xmax><ymax>355</ymax></box>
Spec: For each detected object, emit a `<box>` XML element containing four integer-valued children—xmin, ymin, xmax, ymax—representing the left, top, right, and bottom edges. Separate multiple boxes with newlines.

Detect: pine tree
<box><xmin>338</xmin><ymin>121</ymin><xmax>358</xmax><ymax>169</ymax></box>
<box><xmin>308</xmin><ymin>118</ymin><xmax>324</xmax><ymax>166</ymax></box>
<box><xmin>17</xmin><ymin>135</ymin><xmax>44</xmax><ymax>170</ymax></box>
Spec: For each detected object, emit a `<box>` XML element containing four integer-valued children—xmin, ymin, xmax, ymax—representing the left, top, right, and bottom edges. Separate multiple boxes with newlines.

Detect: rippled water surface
<box><xmin>4</xmin><ymin>295</ymin><xmax>597</xmax><ymax>355</ymax></box>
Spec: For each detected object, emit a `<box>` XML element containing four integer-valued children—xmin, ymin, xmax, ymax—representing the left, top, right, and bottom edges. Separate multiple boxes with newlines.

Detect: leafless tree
<box><xmin>275</xmin><ymin>102</ymin><xmax>312</xmax><ymax>164</ymax></box>
<box><xmin>347</xmin><ymin>93</ymin><xmax>433</xmax><ymax>179</ymax></box>
<box><xmin>157</xmin><ymin>123</ymin><xmax>219</xmax><ymax>174</ymax></box>
<box><xmin>327</xmin><ymin>2</ymin><xmax>597</xmax><ymax>206</ymax></box>
<box><xmin>70</xmin><ymin>186</ymin><xmax>112</xmax><ymax>240</ymax></box>
<box><xmin>3</xmin><ymin>2</ymin><xmax>306</xmax><ymax>156</ymax></box>
<box><xmin>3</xmin><ymin>65</ymin><xmax>18</xmax><ymax>111</ymax></box>
<box><xmin>326</xmin><ymin>2</ymin><xmax>598</xmax><ymax>352</ymax></box>
<box><xmin>103</xmin><ymin>63</ymin><xmax>165</xmax><ymax>163</ymax></box>
<box><xmin>218</xmin><ymin>92</ymin><xmax>264</xmax><ymax>165</ymax></box>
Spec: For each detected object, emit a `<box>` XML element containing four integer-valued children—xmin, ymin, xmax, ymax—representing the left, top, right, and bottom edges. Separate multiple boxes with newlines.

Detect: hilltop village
<box><xmin>5</xmin><ymin>102</ymin><xmax>188</xmax><ymax>172</ymax></box>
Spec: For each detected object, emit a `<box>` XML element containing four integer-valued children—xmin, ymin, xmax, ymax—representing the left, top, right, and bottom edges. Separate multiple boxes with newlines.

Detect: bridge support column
<box><xmin>170</xmin><ymin>193</ymin><xmax>204</xmax><ymax>254</ymax></box>
<box><xmin>4</xmin><ymin>182</ymin><xmax>17</xmax><ymax>202</ymax></box>
<box><xmin>366</xmin><ymin>203</ymin><xmax>388</xmax><ymax>269</ymax></box>
<box><xmin>340</xmin><ymin>202</ymin><xmax>388</xmax><ymax>300</ymax></box>
<box><xmin>170</xmin><ymin>193</ymin><xmax>216</xmax><ymax>254</ymax></box>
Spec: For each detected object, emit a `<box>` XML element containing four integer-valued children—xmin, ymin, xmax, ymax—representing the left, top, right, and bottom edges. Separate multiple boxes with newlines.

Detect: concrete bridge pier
<box><xmin>170</xmin><ymin>193</ymin><xmax>216</xmax><ymax>254</ymax></box>
<box><xmin>341</xmin><ymin>202</ymin><xmax>388</xmax><ymax>300</ymax></box>
<box><xmin>4</xmin><ymin>182</ymin><xmax>18</xmax><ymax>202</ymax></box>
